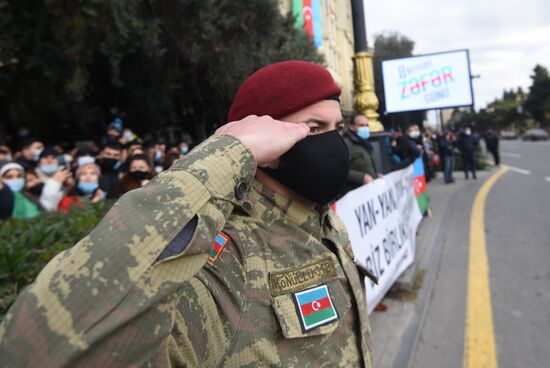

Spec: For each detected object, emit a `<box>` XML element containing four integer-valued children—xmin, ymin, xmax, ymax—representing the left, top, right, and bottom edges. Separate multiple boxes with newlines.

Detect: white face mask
<box><xmin>465</xmin><ymin>129</ymin><xmax>471</xmax><ymax>135</ymax></box>
<box><xmin>408</xmin><ymin>131</ymin><xmax>421</xmax><ymax>139</ymax></box>
<box><xmin>4</xmin><ymin>178</ymin><xmax>25</xmax><ymax>192</ymax></box>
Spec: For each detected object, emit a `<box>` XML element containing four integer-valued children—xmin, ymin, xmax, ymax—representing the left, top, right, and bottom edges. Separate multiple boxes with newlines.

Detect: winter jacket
<box><xmin>342</xmin><ymin>131</ymin><xmax>378</xmax><ymax>194</ymax></box>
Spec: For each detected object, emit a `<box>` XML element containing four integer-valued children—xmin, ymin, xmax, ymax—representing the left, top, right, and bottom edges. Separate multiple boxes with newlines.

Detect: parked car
<box><xmin>500</xmin><ymin>131</ymin><xmax>518</xmax><ymax>140</ymax></box>
<box><xmin>522</xmin><ymin>129</ymin><xmax>549</xmax><ymax>141</ymax></box>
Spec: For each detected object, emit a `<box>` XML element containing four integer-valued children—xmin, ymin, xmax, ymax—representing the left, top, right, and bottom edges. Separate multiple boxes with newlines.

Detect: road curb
<box><xmin>392</xmin><ymin>189</ymin><xmax>459</xmax><ymax>368</ymax></box>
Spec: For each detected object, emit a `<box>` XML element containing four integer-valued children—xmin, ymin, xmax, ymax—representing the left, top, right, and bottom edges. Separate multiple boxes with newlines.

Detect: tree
<box><xmin>524</xmin><ymin>64</ymin><xmax>550</xmax><ymax>127</ymax></box>
<box><xmin>0</xmin><ymin>0</ymin><xmax>321</xmax><ymax>145</ymax></box>
<box><xmin>0</xmin><ymin>1</ymin><xmax>162</xmax><ymax>143</ymax></box>
<box><xmin>456</xmin><ymin>87</ymin><xmax>526</xmax><ymax>132</ymax></box>
<box><xmin>147</xmin><ymin>0</ymin><xmax>322</xmax><ymax>141</ymax></box>
<box><xmin>372</xmin><ymin>31</ymin><xmax>424</xmax><ymax>130</ymax></box>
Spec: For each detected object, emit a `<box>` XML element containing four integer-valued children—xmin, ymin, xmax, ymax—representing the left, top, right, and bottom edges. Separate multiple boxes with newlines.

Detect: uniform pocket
<box><xmin>271</xmin><ymin>280</ymin><xmax>351</xmax><ymax>339</ymax></box>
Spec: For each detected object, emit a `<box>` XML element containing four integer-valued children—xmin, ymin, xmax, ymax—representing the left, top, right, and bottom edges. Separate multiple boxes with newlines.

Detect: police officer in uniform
<box><xmin>0</xmin><ymin>61</ymin><xmax>373</xmax><ymax>367</ymax></box>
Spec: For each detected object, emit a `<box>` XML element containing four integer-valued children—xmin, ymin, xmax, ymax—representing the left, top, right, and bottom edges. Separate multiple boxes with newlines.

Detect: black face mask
<box><xmin>263</xmin><ymin>130</ymin><xmax>349</xmax><ymax>205</ymax></box>
<box><xmin>128</xmin><ymin>170</ymin><xmax>149</xmax><ymax>181</ymax></box>
<box><xmin>98</xmin><ymin>158</ymin><xmax>120</xmax><ymax>172</ymax></box>
<box><xmin>28</xmin><ymin>183</ymin><xmax>44</xmax><ymax>196</ymax></box>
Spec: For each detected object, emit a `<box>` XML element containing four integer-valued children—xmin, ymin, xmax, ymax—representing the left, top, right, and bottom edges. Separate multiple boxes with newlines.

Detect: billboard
<box><xmin>381</xmin><ymin>49</ymin><xmax>474</xmax><ymax>113</ymax></box>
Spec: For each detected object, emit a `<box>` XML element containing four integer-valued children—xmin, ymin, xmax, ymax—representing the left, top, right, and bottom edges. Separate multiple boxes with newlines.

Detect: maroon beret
<box><xmin>228</xmin><ymin>60</ymin><xmax>341</xmax><ymax>122</ymax></box>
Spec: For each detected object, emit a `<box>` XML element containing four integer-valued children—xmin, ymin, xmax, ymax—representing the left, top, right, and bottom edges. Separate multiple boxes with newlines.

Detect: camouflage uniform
<box><xmin>0</xmin><ymin>135</ymin><xmax>373</xmax><ymax>367</ymax></box>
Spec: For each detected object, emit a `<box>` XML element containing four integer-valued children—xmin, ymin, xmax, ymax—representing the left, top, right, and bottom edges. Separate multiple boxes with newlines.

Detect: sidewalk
<box><xmin>369</xmin><ymin>169</ymin><xmax>493</xmax><ymax>368</ymax></box>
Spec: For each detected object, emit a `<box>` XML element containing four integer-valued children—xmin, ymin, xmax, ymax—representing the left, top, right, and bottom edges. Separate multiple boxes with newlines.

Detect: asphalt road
<box><xmin>411</xmin><ymin>140</ymin><xmax>550</xmax><ymax>368</ymax></box>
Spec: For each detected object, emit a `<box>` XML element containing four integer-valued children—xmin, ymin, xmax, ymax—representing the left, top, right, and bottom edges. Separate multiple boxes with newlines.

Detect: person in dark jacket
<box><xmin>341</xmin><ymin>114</ymin><xmax>378</xmax><ymax>194</ymax></box>
<box><xmin>395</xmin><ymin>124</ymin><xmax>422</xmax><ymax>167</ymax></box>
<box><xmin>97</xmin><ymin>142</ymin><xmax>124</xmax><ymax>199</ymax></box>
<box><xmin>15</xmin><ymin>139</ymin><xmax>44</xmax><ymax>171</ymax></box>
<box><xmin>439</xmin><ymin>131</ymin><xmax>457</xmax><ymax>183</ymax></box>
<box><xmin>484</xmin><ymin>129</ymin><xmax>500</xmax><ymax>166</ymax></box>
<box><xmin>458</xmin><ymin>126</ymin><xmax>479</xmax><ymax>179</ymax></box>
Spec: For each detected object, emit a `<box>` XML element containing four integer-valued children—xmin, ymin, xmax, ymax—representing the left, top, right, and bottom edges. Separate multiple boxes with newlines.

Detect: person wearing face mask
<box><xmin>36</xmin><ymin>147</ymin><xmax>62</xmax><ymax>179</ymax></box>
<box><xmin>458</xmin><ymin>125</ymin><xmax>479</xmax><ymax>179</ymax></box>
<box><xmin>15</xmin><ymin>138</ymin><xmax>44</xmax><ymax>171</ymax></box>
<box><xmin>58</xmin><ymin>163</ymin><xmax>105</xmax><ymax>213</ymax></box>
<box><xmin>121</xmin><ymin>154</ymin><xmax>153</xmax><ymax>193</ymax></box>
<box><xmin>0</xmin><ymin>163</ymin><xmax>41</xmax><ymax>220</ymax></box>
<box><xmin>179</xmin><ymin>141</ymin><xmax>190</xmax><ymax>155</ymax></box>
<box><xmin>73</xmin><ymin>147</ymin><xmax>98</xmax><ymax>171</ymax></box>
<box><xmin>25</xmin><ymin>169</ymin><xmax>45</xmax><ymax>197</ymax></box>
<box><xmin>0</xmin><ymin>61</ymin><xmax>373</xmax><ymax>368</ymax></box>
<box><xmin>150</xmin><ymin>142</ymin><xmax>166</xmax><ymax>174</ymax></box>
<box><xmin>394</xmin><ymin>124</ymin><xmax>422</xmax><ymax>167</ymax></box>
<box><xmin>97</xmin><ymin>142</ymin><xmax>124</xmax><ymax>199</ymax></box>
<box><xmin>35</xmin><ymin>147</ymin><xmax>74</xmax><ymax>212</ymax></box>
<box><xmin>341</xmin><ymin>113</ymin><xmax>379</xmax><ymax>194</ymax></box>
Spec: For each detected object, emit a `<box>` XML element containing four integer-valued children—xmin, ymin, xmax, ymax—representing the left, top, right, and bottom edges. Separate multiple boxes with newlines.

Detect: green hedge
<box><xmin>434</xmin><ymin>150</ymin><xmax>488</xmax><ymax>172</ymax></box>
<box><xmin>0</xmin><ymin>202</ymin><xmax>113</xmax><ymax>316</ymax></box>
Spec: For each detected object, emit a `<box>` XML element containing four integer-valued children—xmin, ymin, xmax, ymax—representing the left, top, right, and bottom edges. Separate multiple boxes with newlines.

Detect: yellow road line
<box><xmin>464</xmin><ymin>165</ymin><xmax>508</xmax><ymax>368</ymax></box>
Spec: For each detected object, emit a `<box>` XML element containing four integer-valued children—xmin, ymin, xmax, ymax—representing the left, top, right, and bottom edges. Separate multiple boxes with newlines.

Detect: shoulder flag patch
<box><xmin>208</xmin><ymin>232</ymin><xmax>231</xmax><ymax>265</ymax></box>
<box><xmin>293</xmin><ymin>284</ymin><xmax>338</xmax><ymax>332</ymax></box>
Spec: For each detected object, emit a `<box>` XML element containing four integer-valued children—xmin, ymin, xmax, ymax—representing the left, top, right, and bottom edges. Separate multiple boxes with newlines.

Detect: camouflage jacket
<box><xmin>0</xmin><ymin>135</ymin><xmax>373</xmax><ymax>367</ymax></box>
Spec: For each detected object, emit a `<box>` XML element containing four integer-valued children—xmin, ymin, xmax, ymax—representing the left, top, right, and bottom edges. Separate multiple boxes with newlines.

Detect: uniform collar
<box><xmin>247</xmin><ymin>179</ymin><xmax>331</xmax><ymax>237</ymax></box>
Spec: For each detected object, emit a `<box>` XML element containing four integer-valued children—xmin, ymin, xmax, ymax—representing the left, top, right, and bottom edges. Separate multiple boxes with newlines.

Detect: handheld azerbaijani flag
<box><xmin>294</xmin><ymin>284</ymin><xmax>338</xmax><ymax>331</ymax></box>
<box><xmin>413</xmin><ymin>158</ymin><xmax>430</xmax><ymax>215</ymax></box>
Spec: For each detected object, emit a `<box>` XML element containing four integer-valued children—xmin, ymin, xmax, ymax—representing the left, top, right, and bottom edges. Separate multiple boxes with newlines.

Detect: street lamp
<box><xmin>350</xmin><ymin>0</ymin><xmax>384</xmax><ymax>132</ymax></box>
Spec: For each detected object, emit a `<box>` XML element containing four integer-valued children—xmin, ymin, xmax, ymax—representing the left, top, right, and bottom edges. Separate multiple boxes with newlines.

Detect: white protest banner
<box><xmin>334</xmin><ymin>164</ymin><xmax>423</xmax><ymax>314</ymax></box>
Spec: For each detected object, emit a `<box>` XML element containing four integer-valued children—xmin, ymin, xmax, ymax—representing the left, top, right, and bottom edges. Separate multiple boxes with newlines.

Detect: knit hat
<box><xmin>107</xmin><ymin>120</ymin><xmax>123</xmax><ymax>133</ymax></box>
<box><xmin>228</xmin><ymin>60</ymin><xmax>341</xmax><ymax>122</ymax></box>
<box><xmin>0</xmin><ymin>162</ymin><xmax>25</xmax><ymax>177</ymax></box>
<box><xmin>75</xmin><ymin>163</ymin><xmax>101</xmax><ymax>179</ymax></box>
<box><xmin>39</xmin><ymin>147</ymin><xmax>59</xmax><ymax>160</ymax></box>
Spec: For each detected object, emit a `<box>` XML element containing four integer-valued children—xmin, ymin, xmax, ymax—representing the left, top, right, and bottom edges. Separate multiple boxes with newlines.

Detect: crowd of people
<box><xmin>0</xmin><ymin>120</ymin><xmax>191</xmax><ymax>221</ymax></box>
<box><xmin>387</xmin><ymin>123</ymin><xmax>498</xmax><ymax>184</ymax></box>
<box><xmin>341</xmin><ymin>113</ymin><xmax>498</xmax><ymax>194</ymax></box>
<box><xmin>1</xmin><ymin>110</ymin><xmax>499</xmax><ymax>222</ymax></box>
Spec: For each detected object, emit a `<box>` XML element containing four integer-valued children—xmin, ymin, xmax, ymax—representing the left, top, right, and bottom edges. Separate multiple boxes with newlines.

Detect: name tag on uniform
<box><xmin>294</xmin><ymin>284</ymin><xmax>338</xmax><ymax>331</ymax></box>
<box><xmin>269</xmin><ymin>257</ymin><xmax>337</xmax><ymax>296</ymax></box>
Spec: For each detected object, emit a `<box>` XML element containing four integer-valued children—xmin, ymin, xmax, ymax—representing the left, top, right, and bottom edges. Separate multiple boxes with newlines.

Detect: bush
<box><xmin>453</xmin><ymin>150</ymin><xmax>488</xmax><ymax>171</ymax></box>
<box><xmin>435</xmin><ymin>150</ymin><xmax>488</xmax><ymax>172</ymax></box>
<box><xmin>0</xmin><ymin>202</ymin><xmax>113</xmax><ymax>316</ymax></box>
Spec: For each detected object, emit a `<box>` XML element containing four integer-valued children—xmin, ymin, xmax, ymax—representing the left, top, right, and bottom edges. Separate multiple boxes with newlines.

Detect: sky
<box><xmin>364</xmin><ymin>0</ymin><xmax>550</xmax><ymax>110</ymax></box>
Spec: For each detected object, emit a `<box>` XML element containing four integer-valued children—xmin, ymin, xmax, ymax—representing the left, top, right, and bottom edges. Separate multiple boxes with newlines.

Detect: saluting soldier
<box><xmin>0</xmin><ymin>61</ymin><xmax>373</xmax><ymax>367</ymax></box>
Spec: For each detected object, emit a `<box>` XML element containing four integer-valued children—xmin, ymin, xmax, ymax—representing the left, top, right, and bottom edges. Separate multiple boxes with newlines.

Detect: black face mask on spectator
<box><xmin>128</xmin><ymin>170</ymin><xmax>148</xmax><ymax>181</ymax></box>
<box><xmin>28</xmin><ymin>183</ymin><xmax>44</xmax><ymax>197</ymax></box>
<box><xmin>98</xmin><ymin>158</ymin><xmax>120</xmax><ymax>172</ymax></box>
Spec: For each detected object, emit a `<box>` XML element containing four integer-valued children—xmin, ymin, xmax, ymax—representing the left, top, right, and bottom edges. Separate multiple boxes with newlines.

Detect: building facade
<box><xmin>278</xmin><ymin>0</ymin><xmax>356</xmax><ymax>114</ymax></box>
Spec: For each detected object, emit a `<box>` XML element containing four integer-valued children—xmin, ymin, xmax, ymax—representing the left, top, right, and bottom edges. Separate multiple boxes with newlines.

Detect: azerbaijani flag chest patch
<box><xmin>293</xmin><ymin>284</ymin><xmax>338</xmax><ymax>331</ymax></box>
<box><xmin>208</xmin><ymin>232</ymin><xmax>230</xmax><ymax>265</ymax></box>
